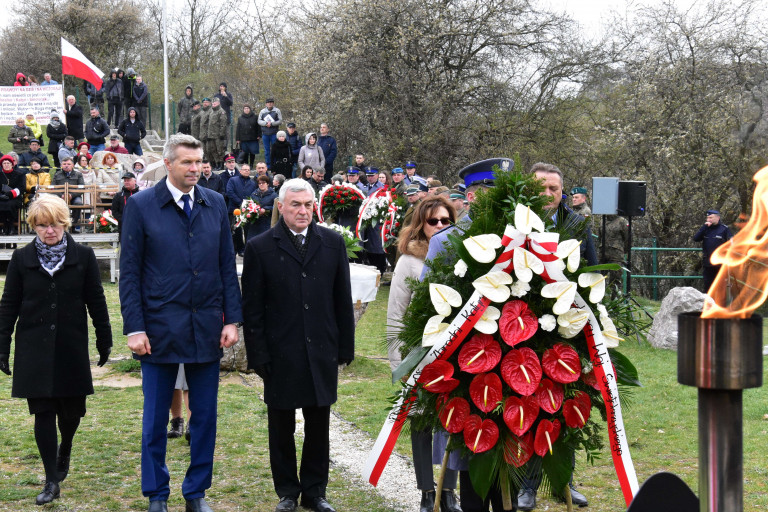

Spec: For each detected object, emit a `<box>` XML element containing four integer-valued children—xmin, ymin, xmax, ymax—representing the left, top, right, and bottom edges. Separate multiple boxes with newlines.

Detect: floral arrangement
<box><xmin>318</xmin><ymin>222</ymin><xmax>363</xmax><ymax>259</ymax></box>
<box><xmin>318</xmin><ymin>183</ymin><xmax>365</xmax><ymax>223</ymax></box>
<box><xmin>366</xmin><ymin>169</ymin><xmax>642</xmax><ymax>507</ymax></box>
<box><xmin>381</xmin><ymin>191</ymin><xmax>407</xmax><ymax>249</ymax></box>
<box><xmin>355</xmin><ymin>188</ymin><xmax>392</xmax><ymax>241</ymax></box>
<box><xmin>90</xmin><ymin>209</ymin><xmax>118</xmax><ymax>233</ymax></box>
<box><xmin>233</xmin><ymin>199</ymin><xmax>266</xmax><ymax>228</ymax></box>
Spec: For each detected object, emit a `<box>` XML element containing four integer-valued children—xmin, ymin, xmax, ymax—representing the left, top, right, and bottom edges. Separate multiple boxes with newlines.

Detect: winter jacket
<box><xmin>106</xmin><ymin>78</ymin><xmax>124</xmax><ymax>101</ymax></box>
<box><xmin>287</xmin><ymin>131</ymin><xmax>303</xmax><ymax>163</ymax></box>
<box><xmin>177</xmin><ymin>86</ymin><xmax>196</xmax><ymax>125</ymax></box>
<box><xmin>208</xmin><ymin>104</ymin><xmax>228</xmax><ymax>140</ymax></box>
<box><xmin>317</xmin><ymin>135</ymin><xmax>338</xmax><ymax>171</ymax></box>
<box><xmin>18</xmin><ymin>149</ymin><xmax>51</xmax><ymax>169</ymax></box>
<box><xmin>64</xmin><ymin>103</ymin><xmax>85</xmax><ymax>139</ymax></box>
<box><xmin>8</xmin><ymin>125</ymin><xmax>34</xmax><ymax>153</ymax></box>
<box><xmin>191</xmin><ymin>109</ymin><xmax>202</xmax><ymax>140</ymax></box>
<box><xmin>52</xmin><ymin>169</ymin><xmax>85</xmax><ymax>198</ymax></box>
<box><xmin>111</xmin><ymin>185</ymin><xmax>140</xmax><ymax>227</ymax></box>
<box><xmin>297</xmin><ymin>133</ymin><xmax>325</xmax><ymax>172</ymax></box>
<box><xmin>118</xmin><ymin>117</ymin><xmax>146</xmax><ymax>143</ymax></box>
<box><xmin>85</xmin><ymin>115</ymin><xmax>111</xmax><ymax>145</ymax></box>
<box><xmin>257</xmin><ymin>106</ymin><xmax>282</xmax><ymax>135</ymax></box>
<box><xmin>122</xmin><ymin>72</ymin><xmax>136</xmax><ymax>104</ymax></box>
<box><xmin>226</xmin><ymin>174</ymin><xmax>257</xmax><ymax>214</ymax></box>
<box><xmin>132</xmin><ymin>81</ymin><xmax>148</xmax><ymax>107</ymax></box>
<box><xmin>198</xmin><ymin>172</ymin><xmax>224</xmax><ymax>195</ymax></box>
<box><xmin>0</xmin><ymin>169</ymin><xmax>25</xmax><ymax>212</ymax></box>
<box><xmin>13</xmin><ymin>73</ymin><xmax>29</xmax><ymax>86</ymax></box>
<box><xmin>85</xmin><ymin>81</ymin><xmax>105</xmax><ymax>104</ymax></box>
<box><xmin>236</xmin><ymin>111</ymin><xmax>261</xmax><ymax>142</ymax></box>
<box><xmin>249</xmin><ymin>187</ymin><xmax>278</xmax><ymax>237</ymax></box>
<box><xmin>58</xmin><ymin>145</ymin><xmax>78</xmax><ymax>164</ymax></box>
<box><xmin>25</xmin><ymin>169</ymin><xmax>51</xmax><ymax>204</ymax></box>
<box><xmin>198</xmin><ymin>104</ymin><xmax>212</xmax><ymax>140</ymax></box>
<box><xmin>693</xmin><ymin>222</ymin><xmax>733</xmax><ymax>267</ymax></box>
<box><xmin>214</xmin><ymin>91</ymin><xmax>233</xmax><ymax>121</ymax></box>
<box><xmin>25</xmin><ymin>119</ymin><xmax>43</xmax><ymax>140</ymax></box>
<box><xmin>46</xmin><ymin>120</ymin><xmax>68</xmax><ymax>156</ymax></box>
<box><xmin>270</xmin><ymin>139</ymin><xmax>292</xmax><ymax>175</ymax></box>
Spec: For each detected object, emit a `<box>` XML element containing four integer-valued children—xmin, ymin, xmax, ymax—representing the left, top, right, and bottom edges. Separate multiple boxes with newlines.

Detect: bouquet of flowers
<box><xmin>356</xmin><ymin>188</ymin><xmax>392</xmax><ymax>240</ymax></box>
<box><xmin>366</xmin><ymin>169</ymin><xmax>642</xmax><ymax>507</ymax></box>
<box><xmin>318</xmin><ymin>183</ymin><xmax>365</xmax><ymax>223</ymax></box>
<box><xmin>381</xmin><ymin>190</ymin><xmax>407</xmax><ymax>249</ymax></box>
<box><xmin>318</xmin><ymin>222</ymin><xmax>363</xmax><ymax>259</ymax></box>
<box><xmin>90</xmin><ymin>209</ymin><xmax>118</xmax><ymax>233</ymax></box>
<box><xmin>233</xmin><ymin>199</ymin><xmax>266</xmax><ymax>228</ymax></box>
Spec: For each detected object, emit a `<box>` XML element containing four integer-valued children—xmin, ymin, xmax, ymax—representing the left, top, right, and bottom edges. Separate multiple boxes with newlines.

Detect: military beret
<box><xmin>391</xmin><ymin>167</ymin><xmax>404</xmax><ymax>174</ymax></box>
<box><xmin>571</xmin><ymin>187</ymin><xmax>588</xmax><ymax>195</ymax></box>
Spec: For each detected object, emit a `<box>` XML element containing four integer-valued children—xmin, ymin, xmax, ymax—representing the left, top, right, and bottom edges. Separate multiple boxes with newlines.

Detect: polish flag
<box><xmin>61</xmin><ymin>37</ymin><xmax>105</xmax><ymax>89</ymax></box>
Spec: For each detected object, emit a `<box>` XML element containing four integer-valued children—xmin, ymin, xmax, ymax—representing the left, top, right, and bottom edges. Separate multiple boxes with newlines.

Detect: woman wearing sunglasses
<box><xmin>386</xmin><ymin>195</ymin><xmax>460</xmax><ymax>512</ymax></box>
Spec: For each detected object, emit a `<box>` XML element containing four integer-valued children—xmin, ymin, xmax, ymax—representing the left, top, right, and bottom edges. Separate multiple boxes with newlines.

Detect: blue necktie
<box><xmin>182</xmin><ymin>194</ymin><xmax>192</xmax><ymax>218</ymax></box>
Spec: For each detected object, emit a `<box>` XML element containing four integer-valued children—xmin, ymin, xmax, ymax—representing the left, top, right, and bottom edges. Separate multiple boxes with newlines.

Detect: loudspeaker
<box><xmin>618</xmin><ymin>181</ymin><xmax>646</xmax><ymax>217</ymax></box>
<box><xmin>591</xmin><ymin>177</ymin><xmax>619</xmax><ymax>215</ymax></box>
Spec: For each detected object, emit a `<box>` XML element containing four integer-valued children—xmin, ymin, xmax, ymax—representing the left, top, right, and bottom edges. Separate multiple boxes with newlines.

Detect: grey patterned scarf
<box><xmin>35</xmin><ymin>234</ymin><xmax>67</xmax><ymax>275</ymax></box>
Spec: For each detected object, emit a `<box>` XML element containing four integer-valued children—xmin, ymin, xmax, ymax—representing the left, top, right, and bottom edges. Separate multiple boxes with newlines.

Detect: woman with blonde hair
<box><xmin>96</xmin><ymin>152</ymin><xmax>122</xmax><ymax>201</ymax></box>
<box><xmin>386</xmin><ymin>195</ymin><xmax>460</xmax><ymax>512</ymax></box>
<box><xmin>0</xmin><ymin>194</ymin><xmax>112</xmax><ymax>505</ymax></box>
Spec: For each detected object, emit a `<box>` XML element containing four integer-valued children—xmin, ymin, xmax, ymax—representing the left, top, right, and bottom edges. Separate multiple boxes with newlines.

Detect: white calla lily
<box><xmin>578</xmin><ymin>272</ymin><xmax>607</xmax><ymax>303</ymax></box>
<box><xmin>429</xmin><ymin>283</ymin><xmax>463</xmax><ymax>316</ymax></box>
<box><xmin>472</xmin><ymin>271</ymin><xmax>513</xmax><ymax>303</ymax></box>
<box><xmin>555</xmin><ymin>239</ymin><xmax>582</xmax><ymax>272</ymax></box>
<box><xmin>514</xmin><ymin>204</ymin><xmax>545</xmax><ymax>234</ymax></box>
<box><xmin>512</xmin><ymin>246</ymin><xmax>544</xmax><ymax>283</ymax></box>
<box><xmin>541</xmin><ymin>281</ymin><xmax>577</xmax><ymax>315</ymax></box>
<box><xmin>556</xmin><ymin>308</ymin><xmax>590</xmax><ymax>339</ymax></box>
<box><xmin>597</xmin><ymin>306</ymin><xmax>623</xmax><ymax>348</ymax></box>
<box><xmin>463</xmin><ymin>234</ymin><xmax>502</xmax><ymax>263</ymax></box>
<box><xmin>423</xmin><ymin>315</ymin><xmax>450</xmax><ymax>347</ymax></box>
<box><xmin>474</xmin><ymin>306</ymin><xmax>501</xmax><ymax>334</ymax></box>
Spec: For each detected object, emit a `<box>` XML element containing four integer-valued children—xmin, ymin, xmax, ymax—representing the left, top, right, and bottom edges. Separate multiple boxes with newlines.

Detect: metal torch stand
<box><xmin>677</xmin><ymin>313</ymin><xmax>763</xmax><ymax>512</ymax></box>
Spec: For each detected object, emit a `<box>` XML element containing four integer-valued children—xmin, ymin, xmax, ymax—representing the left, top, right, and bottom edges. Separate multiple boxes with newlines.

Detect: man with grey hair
<box><xmin>41</xmin><ymin>73</ymin><xmax>58</xmax><ymax>86</ymax></box>
<box><xmin>64</xmin><ymin>95</ymin><xmax>84</xmax><ymax>142</ymax></box>
<box><xmin>120</xmin><ymin>133</ymin><xmax>242</xmax><ymax>512</ymax></box>
<box><xmin>242</xmin><ymin>178</ymin><xmax>354</xmax><ymax>512</ymax></box>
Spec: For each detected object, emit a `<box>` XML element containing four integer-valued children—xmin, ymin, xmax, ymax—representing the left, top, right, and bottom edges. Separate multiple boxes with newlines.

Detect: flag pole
<box><xmin>162</xmin><ymin>0</ymin><xmax>170</xmax><ymax>142</ymax></box>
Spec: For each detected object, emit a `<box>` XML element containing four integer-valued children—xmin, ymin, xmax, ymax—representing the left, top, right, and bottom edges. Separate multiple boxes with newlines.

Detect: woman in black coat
<box><xmin>0</xmin><ymin>194</ymin><xmax>112</xmax><ymax>506</ymax></box>
<box><xmin>270</xmin><ymin>130</ymin><xmax>293</xmax><ymax>177</ymax></box>
<box><xmin>0</xmin><ymin>155</ymin><xmax>26</xmax><ymax>235</ymax></box>
<box><xmin>46</xmin><ymin>111</ymin><xmax>68</xmax><ymax>168</ymax></box>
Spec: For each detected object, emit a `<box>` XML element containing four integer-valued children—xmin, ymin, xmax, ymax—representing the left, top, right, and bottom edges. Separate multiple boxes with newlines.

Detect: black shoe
<box><xmin>168</xmin><ymin>417</ymin><xmax>184</xmax><ymax>438</ymax></box>
<box><xmin>300</xmin><ymin>496</ymin><xmax>336</xmax><ymax>512</ymax></box>
<box><xmin>554</xmin><ymin>485</ymin><xmax>588</xmax><ymax>507</ymax></box>
<box><xmin>517</xmin><ymin>488</ymin><xmax>536</xmax><ymax>511</ymax></box>
<box><xmin>185</xmin><ymin>497</ymin><xmax>214</xmax><ymax>512</ymax></box>
<box><xmin>420</xmin><ymin>490</ymin><xmax>435</xmax><ymax>512</ymax></box>
<box><xmin>275</xmin><ymin>496</ymin><xmax>298</xmax><ymax>512</ymax></box>
<box><xmin>56</xmin><ymin>444</ymin><xmax>71</xmax><ymax>482</ymax></box>
<box><xmin>148</xmin><ymin>500</ymin><xmax>168</xmax><ymax>512</ymax></box>
<box><xmin>35</xmin><ymin>481</ymin><xmax>60</xmax><ymax>505</ymax></box>
<box><xmin>185</xmin><ymin>422</ymin><xmax>191</xmax><ymax>444</ymax></box>
<box><xmin>440</xmin><ymin>489</ymin><xmax>462</xmax><ymax>512</ymax></box>
<box><xmin>237</xmin><ymin>250</ymin><xmax>245</xmax><ymax>257</ymax></box>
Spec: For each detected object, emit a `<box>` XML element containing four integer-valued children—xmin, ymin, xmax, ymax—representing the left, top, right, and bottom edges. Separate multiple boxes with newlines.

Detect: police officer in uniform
<box><xmin>693</xmin><ymin>209</ymin><xmax>733</xmax><ymax>290</ymax></box>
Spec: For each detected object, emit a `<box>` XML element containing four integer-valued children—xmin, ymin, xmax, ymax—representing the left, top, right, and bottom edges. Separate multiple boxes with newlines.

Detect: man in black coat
<box><xmin>242</xmin><ymin>178</ymin><xmax>355</xmax><ymax>512</ymax></box>
<box><xmin>693</xmin><ymin>209</ymin><xmax>733</xmax><ymax>290</ymax></box>
<box><xmin>18</xmin><ymin>139</ymin><xmax>51</xmax><ymax>170</ymax></box>
<box><xmin>64</xmin><ymin>96</ymin><xmax>84</xmax><ymax>142</ymax></box>
<box><xmin>198</xmin><ymin>161</ymin><xmax>224</xmax><ymax>195</ymax></box>
<box><xmin>111</xmin><ymin>172</ymin><xmax>139</xmax><ymax>237</ymax></box>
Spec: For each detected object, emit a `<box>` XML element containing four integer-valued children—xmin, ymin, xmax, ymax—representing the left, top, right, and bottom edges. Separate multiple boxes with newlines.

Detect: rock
<box><xmin>648</xmin><ymin>287</ymin><xmax>713</xmax><ymax>350</ymax></box>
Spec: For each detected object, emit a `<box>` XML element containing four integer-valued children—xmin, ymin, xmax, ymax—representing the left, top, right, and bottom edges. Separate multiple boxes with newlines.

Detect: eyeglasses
<box><xmin>426</xmin><ymin>217</ymin><xmax>451</xmax><ymax>226</ymax></box>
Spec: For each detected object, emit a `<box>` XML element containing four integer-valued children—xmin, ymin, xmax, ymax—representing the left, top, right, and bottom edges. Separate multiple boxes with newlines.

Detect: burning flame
<box><xmin>702</xmin><ymin>165</ymin><xmax>768</xmax><ymax>319</ymax></box>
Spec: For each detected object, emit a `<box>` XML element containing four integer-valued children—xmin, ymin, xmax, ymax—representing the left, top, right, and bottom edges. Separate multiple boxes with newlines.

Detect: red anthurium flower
<box><xmin>534</xmin><ymin>419</ymin><xmax>561</xmax><ymax>456</ymax></box>
<box><xmin>542</xmin><ymin>343</ymin><xmax>582</xmax><ymax>384</ymax></box>
<box><xmin>500</xmin><ymin>347</ymin><xmax>542</xmax><ymax>396</ymax></box>
<box><xmin>458</xmin><ymin>334</ymin><xmax>502</xmax><ymax>374</ymax></box>
<box><xmin>499</xmin><ymin>300</ymin><xmax>538</xmax><ymax>346</ymax></box>
<box><xmin>581</xmin><ymin>369</ymin><xmax>600</xmax><ymax>390</ymax></box>
<box><xmin>469</xmin><ymin>373</ymin><xmax>503</xmax><ymax>413</ymax></box>
<box><xmin>535</xmin><ymin>379</ymin><xmax>564</xmax><ymax>414</ymax></box>
<box><xmin>439</xmin><ymin>397</ymin><xmax>471</xmax><ymax>433</ymax></box>
<box><xmin>563</xmin><ymin>391</ymin><xmax>592</xmax><ymax>428</ymax></box>
<box><xmin>418</xmin><ymin>360</ymin><xmax>460</xmax><ymax>393</ymax></box>
<box><xmin>502</xmin><ymin>395</ymin><xmax>539</xmax><ymax>436</ymax></box>
<box><xmin>463</xmin><ymin>415</ymin><xmax>500</xmax><ymax>453</ymax></box>
<box><xmin>503</xmin><ymin>431</ymin><xmax>534</xmax><ymax>467</ymax></box>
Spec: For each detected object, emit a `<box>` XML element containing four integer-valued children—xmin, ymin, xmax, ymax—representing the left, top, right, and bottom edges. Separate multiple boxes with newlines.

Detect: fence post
<box><xmin>172</xmin><ymin>107</ymin><xmax>177</xmax><ymax>134</ymax></box>
<box><xmin>652</xmin><ymin>238</ymin><xmax>659</xmax><ymax>301</ymax></box>
<box><xmin>148</xmin><ymin>93</ymin><xmax>152</xmax><ymax>131</ymax></box>
<box><xmin>160</xmin><ymin>103</ymin><xmax>165</xmax><ymax>138</ymax></box>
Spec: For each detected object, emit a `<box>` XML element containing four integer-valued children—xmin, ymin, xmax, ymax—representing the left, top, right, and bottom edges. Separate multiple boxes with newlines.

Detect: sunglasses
<box><xmin>426</xmin><ymin>217</ymin><xmax>451</xmax><ymax>226</ymax></box>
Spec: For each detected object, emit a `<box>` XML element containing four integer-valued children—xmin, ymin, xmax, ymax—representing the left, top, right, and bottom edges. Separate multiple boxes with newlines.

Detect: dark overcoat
<box><xmin>0</xmin><ymin>234</ymin><xmax>112</xmax><ymax>398</ymax></box>
<box><xmin>242</xmin><ymin>221</ymin><xmax>355</xmax><ymax>409</ymax></box>
<box><xmin>119</xmin><ymin>178</ymin><xmax>243</xmax><ymax>364</ymax></box>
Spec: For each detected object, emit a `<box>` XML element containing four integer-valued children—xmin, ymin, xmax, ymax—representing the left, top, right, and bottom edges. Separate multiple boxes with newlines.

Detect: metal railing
<box><xmin>623</xmin><ymin>240</ymin><xmax>703</xmax><ymax>299</ymax></box>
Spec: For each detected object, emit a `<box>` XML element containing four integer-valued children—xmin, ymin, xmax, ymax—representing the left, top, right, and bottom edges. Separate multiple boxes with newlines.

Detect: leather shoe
<box><xmin>148</xmin><ymin>500</ymin><xmax>168</xmax><ymax>512</ymax></box>
<box><xmin>168</xmin><ymin>416</ymin><xmax>184</xmax><ymax>438</ymax></box>
<box><xmin>517</xmin><ymin>488</ymin><xmax>537</xmax><ymax>511</ymax></box>
<box><xmin>301</xmin><ymin>496</ymin><xmax>336</xmax><ymax>512</ymax></box>
<box><xmin>56</xmin><ymin>444</ymin><xmax>71</xmax><ymax>481</ymax></box>
<box><xmin>554</xmin><ymin>485</ymin><xmax>588</xmax><ymax>507</ymax></box>
<box><xmin>275</xmin><ymin>496</ymin><xmax>298</xmax><ymax>512</ymax></box>
<box><xmin>440</xmin><ymin>489</ymin><xmax>462</xmax><ymax>512</ymax></box>
<box><xmin>420</xmin><ymin>490</ymin><xmax>435</xmax><ymax>512</ymax></box>
<box><xmin>35</xmin><ymin>481</ymin><xmax>60</xmax><ymax>505</ymax></box>
<box><xmin>186</xmin><ymin>497</ymin><xmax>214</xmax><ymax>511</ymax></box>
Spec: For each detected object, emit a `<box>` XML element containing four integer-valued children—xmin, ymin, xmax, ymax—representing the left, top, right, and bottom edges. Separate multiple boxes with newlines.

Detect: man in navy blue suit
<box><xmin>119</xmin><ymin>134</ymin><xmax>243</xmax><ymax>512</ymax></box>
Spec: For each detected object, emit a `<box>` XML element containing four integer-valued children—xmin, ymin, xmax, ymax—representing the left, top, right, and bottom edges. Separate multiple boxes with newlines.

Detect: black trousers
<box><xmin>702</xmin><ymin>264</ymin><xmax>721</xmax><ymax>291</ymax></box>
<box><xmin>267</xmin><ymin>405</ymin><xmax>330</xmax><ymax>500</ymax></box>
<box><xmin>460</xmin><ymin>470</ymin><xmax>514</xmax><ymax>511</ymax></box>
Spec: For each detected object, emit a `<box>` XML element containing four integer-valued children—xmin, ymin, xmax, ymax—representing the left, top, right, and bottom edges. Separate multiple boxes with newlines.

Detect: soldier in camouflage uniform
<box><xmin>189</xmin><ymin>101</ymin><xmax>202</xmax><ymax>140</ymax></box>
<box><xmin>601</xmin><ymin>215</ymin><xmax>628</xmax><ymax>285</ymax></box>
<box><xmin>208</xmin><ymin>98</ymin><xmax>229</xmax><ymax>168</ymax></box>
<box><xmin>570</xmin><ymin>186</ymin><xmax>591</xmax><ymax>218</ymax></box>
<box><xmin>198</xmin><ymin>98</ymin><xmax>213</xmax><ymax>162</ymax></box>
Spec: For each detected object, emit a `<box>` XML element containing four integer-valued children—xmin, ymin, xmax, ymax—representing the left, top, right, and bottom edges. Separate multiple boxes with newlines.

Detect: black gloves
<box><xmin>0</xmin><ymin>194</ymin><xmax>8</xmax><ymax>201</ymax></box>
<box><xmin>339</xmin><ymin>358</ymin><xmax>354</xmax><ymax>367</ymax></box>
<box><xmin>253</xmin><ymin>363</ymin><xmax>271</xmax><ymax>381</ymax></box>
<box><xmin>1</xmin><ymin>185</ymin><xmax>11</xmax><ymax>195</ymax></box>
<box><xmin>97</xmin><ymin>347</ymin><xmax>111</xmax><ymax>367</ymax></box>
<box><xmin>0</xmin><ymin>354</ymin><xmax>10</xmax><ymax>376</ymax></box>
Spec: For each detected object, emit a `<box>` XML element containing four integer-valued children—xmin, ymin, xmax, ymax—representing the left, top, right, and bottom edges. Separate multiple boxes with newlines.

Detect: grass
<box><xmin>0</xmin><ymin>274</ymin><xmax>767</xmax><ymax>510</ymax></box>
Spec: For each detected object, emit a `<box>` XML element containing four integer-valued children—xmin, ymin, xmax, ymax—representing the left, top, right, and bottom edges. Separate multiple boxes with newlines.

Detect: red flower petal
<box><xmin>504</xmin><ymin>431</ymin><xmax>534</xmax><ymax>467</ymax></box>
<box><xmin>581</xmin><ymin>369</ymin><xmax>600</xmax><ymax>390</ymax></box>
<box><xmin>534</xmin><ymin>419</ymin><xmax>561</xmax><ymax>456</ymax></box>
<box><xmin>439</xmin><ymin>397</ymin><xmax>471</xmax><ymax>433</ymax></box>
<box><xmin>542</xmin><ymin>343</ymin><xmax>582</xmax><ymax>384</ymax></box>
<box><xmin>500</xmin><ymin>347</ymin><xmax>542</xmax><ymax>396</ymax></box>
<box><xmin>499</xmin><ymin>300</ymin><xmax>538</xmax><ymax>347</ymax></box>
<box><xmin>418</xmin><ymin>360</ymin><xmax>460</xmax><ymax>393</ymax></box>
<box><xmin>563</xmin><ymin>391</ymin><xmax>592</xmax><ymax>428</ymax></box>
<box><xmin>458</xmin><ymin>334</ymin><xmax>502</xmax><ymax>374</ymax></box>
<box><xmin>502</xmin><ymin>395</ymin><xmax>539</xmax><ymax>436</ymax></box>
<box><xmin>463</xmin><ymin>415</ymin><xmax>500</xmax><ymax>453</ymax></box>
<box><xmin>535</xmin><ymin>379</ymin><xmax>564</xmax><ymax>414</ymax></box>
<box><xmin>469</xmin><ymin>373</ymin><xmax>503</xmax><ymax>413</ymax></box>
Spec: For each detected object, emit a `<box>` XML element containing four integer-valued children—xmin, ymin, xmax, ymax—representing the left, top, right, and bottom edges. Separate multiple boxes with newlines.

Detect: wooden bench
<box><xmin>0</xmin><ymin>233</ymin><xmax>120</xmax><ymax>282</ymax></box>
